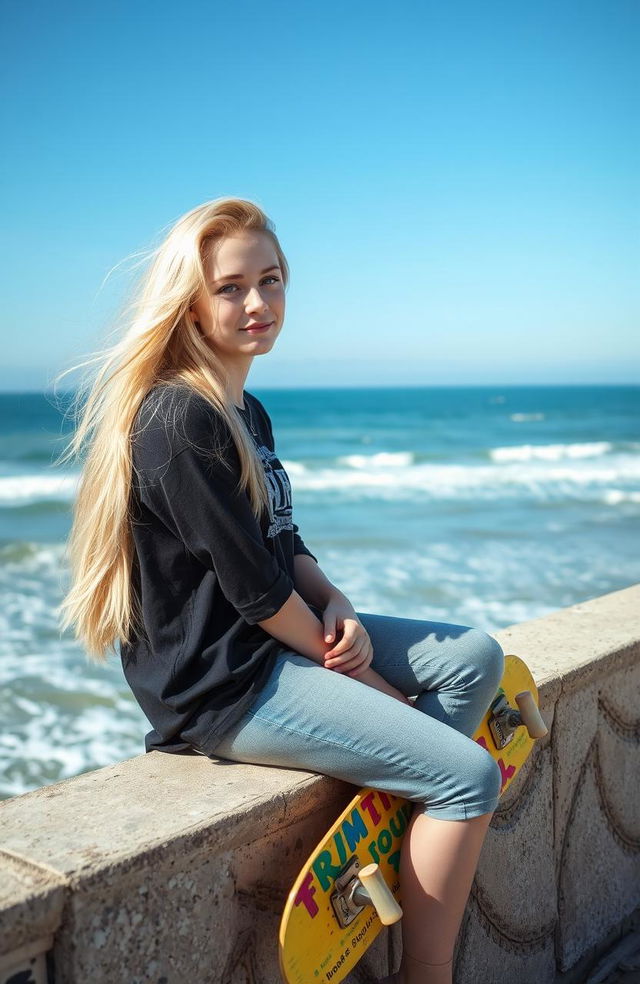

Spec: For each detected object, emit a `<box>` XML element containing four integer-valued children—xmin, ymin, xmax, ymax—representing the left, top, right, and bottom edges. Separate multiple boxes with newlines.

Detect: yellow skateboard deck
<box><xmin>279</xmin><ymin>654</ymin><xmax>544</xmax><ymax>984</ymax></box>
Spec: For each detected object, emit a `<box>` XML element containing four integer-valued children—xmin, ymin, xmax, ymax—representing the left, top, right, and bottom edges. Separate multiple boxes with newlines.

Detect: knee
<box><xmin>476</xmin><ymin>746</ymin><xmax>502</xmax><ymax>806</ymax></box>
<box><xmin>464</xmin><ymin>628</ymin><xmax>504</xmax><ymax>694</ymax></box>
<box><xmin>428</xmin><ymin>736</ymin><xmax>502</xmax><ymax>818</ymax></box>
<box><xmin>464</xmin><ymin>738</ymin><xmax>502</xmax><ymax>808</ymax></box>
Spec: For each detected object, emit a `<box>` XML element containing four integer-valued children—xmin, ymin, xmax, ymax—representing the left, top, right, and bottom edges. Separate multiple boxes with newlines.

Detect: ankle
<box><xmin>406</xmin><ymin>955</ymin><xmax>453</xmax><ymax>966</ymax></box>
<box><xmin>401</xmin><ymin>952</ymin><xmax>453</xmax><ymax>984</ymax></box>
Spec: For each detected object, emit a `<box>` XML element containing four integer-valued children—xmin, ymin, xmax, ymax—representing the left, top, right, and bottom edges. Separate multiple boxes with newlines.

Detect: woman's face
<box><xmin>190</xmin><ymin>230</ymin><xmax>285</xmax><ymax>367</ymax></box>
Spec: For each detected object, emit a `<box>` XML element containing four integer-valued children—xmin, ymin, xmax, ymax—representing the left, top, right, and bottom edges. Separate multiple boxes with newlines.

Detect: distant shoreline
<box><xmin>1</xmin><ymin>381</ymin><xmax>639</xmax><ymax>397</ymax></box>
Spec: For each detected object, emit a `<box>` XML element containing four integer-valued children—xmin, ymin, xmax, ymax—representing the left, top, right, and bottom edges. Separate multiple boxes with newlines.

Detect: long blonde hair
<box><xmin>56</xmin><ymin>197</ymin><xmax>289</xmax><ymax>663</ymax></box>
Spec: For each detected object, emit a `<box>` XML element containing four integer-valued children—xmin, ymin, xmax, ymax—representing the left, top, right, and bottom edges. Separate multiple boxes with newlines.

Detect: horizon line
<box><xmin>1</xmin><ymin>380</ymin><xmax>639</xmax><ymax>396</ymax></box>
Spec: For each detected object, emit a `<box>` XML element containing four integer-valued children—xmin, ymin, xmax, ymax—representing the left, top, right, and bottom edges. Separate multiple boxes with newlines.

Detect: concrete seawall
<box><xmin>1</xmin><ymin>584</ymin><xmax>639</xmax><ymax>984</ymax></box>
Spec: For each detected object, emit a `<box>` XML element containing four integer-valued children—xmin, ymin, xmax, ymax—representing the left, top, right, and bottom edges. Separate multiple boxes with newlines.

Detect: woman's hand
<box><xmin>322</xmin><ymin>592</ymin><xmax>374</xmax><ymax>678</ymax></box>
<box><xmin>322</xmin><ymin>592</ymin><xmax>412</xmax><ymax>706</ymax></box>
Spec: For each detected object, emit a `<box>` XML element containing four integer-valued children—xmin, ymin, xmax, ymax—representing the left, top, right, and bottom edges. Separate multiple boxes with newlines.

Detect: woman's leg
<box><xmin>211</xmin><ymin>618</ymin><xmax>503</xmax><ymax>984</ymax></box>
<box><xmin>354</xmin><ymin>614</ymin><xmax>504</xmax><ymax>984</ymax></box>
<box><xmin>381</xmin><ymin>809</ymin><xmax>493</xmax><ymax>984</ymax></box>
<box><xmin>357</xmin><ymin>612</ymin><xmax>504</xmax><ymax>738</ymax></box>
<box><xmin>210</xmin><ymin>645</ymin><xmax>500</xmax><ymax>822</ymax></box>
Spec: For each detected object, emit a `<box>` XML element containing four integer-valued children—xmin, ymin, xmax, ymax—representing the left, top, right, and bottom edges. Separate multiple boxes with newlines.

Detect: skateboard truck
<box><xmin>330</xmin><ymin>857</ymin><xmax>403</xmax><ymax>929</ymax></box>
<box><xmin>488</xmin><ymin>690</ymin><xmax>548</xmax><ymax>750</ymax></box>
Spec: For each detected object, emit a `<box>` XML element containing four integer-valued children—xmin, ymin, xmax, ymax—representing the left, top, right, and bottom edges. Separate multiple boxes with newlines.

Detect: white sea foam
<box><xmin>318</xmin><ymin>539</ymin><xmax>629</xmax><ymax>633</ymax></box>
<box><xmin>0</xmin><ymin>543</ymin><xmax>69</xmax><ymax>663</ymax></box>
<box><xmin>0</xmin><ymin>538</ymin><xmax>146</xmax><ymax>797</ymax></box>
<box><xmin>0</xmin><ymin>694</ymin><xmax>145</xmax><ymax>798</ymax></box>
<box><xmin>490</xmin><ymin>442</ymin><xmax>612</xmax><ymax>463</ymax></box>
<box><xmin>280</xmin><ymin>460</ymin><xmax>307</xmax><ymax>476</ymax></box>
<box><xmin>3</xmin><ymin>443</ymin><xmax>636</xmax><ymax>510</ymax></box>
<box><xmin>510</xmin><ymin>413</ymin><xmax>545</xmax><ymax>422</ymax></box>
<box><xmin>0</xmin><ymin>473</ymin><xmax>79</xmax><ymax>506</ymax></box>
<box><xmin>288</xmin><ymin>453</ymin><xmax>640</xmax><ymax>501</ymax></box>
<box><xmin>602</xmin><ymin>489</ymin><xmax>640</xmax><ymax>506</ymax></box>
<box><xmin>338</xmin><ymin>451</ymin><xmax>415</xmax><ymax>469</ymax></box>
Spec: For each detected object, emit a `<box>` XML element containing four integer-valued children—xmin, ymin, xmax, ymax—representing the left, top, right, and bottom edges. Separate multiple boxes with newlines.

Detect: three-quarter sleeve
<box><xmin>132</xmin><ymin>394</ymin><xmax>294</xmax><ymax>624</ymax></box>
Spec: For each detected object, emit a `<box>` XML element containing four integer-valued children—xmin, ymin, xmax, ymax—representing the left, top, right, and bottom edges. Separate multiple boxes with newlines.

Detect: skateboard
<box><xmin>278</xmin><ymin>654</ymin><xmax>547</xmax><ymax>984</ymax></box>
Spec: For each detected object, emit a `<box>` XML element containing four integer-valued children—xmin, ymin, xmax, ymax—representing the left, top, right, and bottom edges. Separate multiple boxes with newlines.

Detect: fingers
<box><xmin>346</xmin><ymin>642</ymin><xmax>374</xmax><ymax>677</ymax></box>
<box><xmin>323</xmin><ymin>612</ymin><xmax>337</xmax><ymax>645</ymax></box>
<box><xmin>325</xmin><ymin>636</ymin><xmax>368</xmax><ymax>672</ymax></box>
<box><xmin>324</xmin><ymin>619</ymin><xmax>364</xmax><ymax>658</ymax></box>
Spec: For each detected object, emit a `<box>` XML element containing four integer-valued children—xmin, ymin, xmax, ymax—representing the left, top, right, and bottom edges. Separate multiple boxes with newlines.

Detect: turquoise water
<box><xmin>1</xmin><ymin>384</ymin><xmax>638</xmax><ymax>798</ymax></box>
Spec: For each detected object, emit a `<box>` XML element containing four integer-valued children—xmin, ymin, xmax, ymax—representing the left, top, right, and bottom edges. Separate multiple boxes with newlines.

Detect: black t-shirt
<box><xmin>121</xmin><ymin>383</ymin><xmax>317</xmax><ymax>755</ymax></box>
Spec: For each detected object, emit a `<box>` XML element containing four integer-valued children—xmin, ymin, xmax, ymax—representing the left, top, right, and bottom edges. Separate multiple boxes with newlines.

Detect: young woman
<box><xmin>60</xmin><ymin>197</ymin><xmax>504</xmax><ymax>984</ymax></box>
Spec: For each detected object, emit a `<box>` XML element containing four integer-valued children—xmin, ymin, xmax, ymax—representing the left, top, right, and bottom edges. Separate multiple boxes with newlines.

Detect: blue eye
<box><xmin>216</xmin><ymin>276</ymin><xmax>280</xmax><ymax>295</ymax></box>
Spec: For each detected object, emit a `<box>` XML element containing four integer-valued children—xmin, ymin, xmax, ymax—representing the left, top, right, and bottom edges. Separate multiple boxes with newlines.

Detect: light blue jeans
<box><xmin>210</xmin><ymin>613</ymin><xmax>504</xmax><ymax>820</ymax></box>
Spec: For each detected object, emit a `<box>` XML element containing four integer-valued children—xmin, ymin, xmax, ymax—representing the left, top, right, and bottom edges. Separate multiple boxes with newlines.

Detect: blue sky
<box><xmin>1</xmin><ymin>0</ymin><xmax>638</xmax><ymax>390</ymax></box>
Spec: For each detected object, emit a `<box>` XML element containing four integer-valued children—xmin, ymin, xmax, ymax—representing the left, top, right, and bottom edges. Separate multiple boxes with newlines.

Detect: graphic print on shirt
<box><xmin>254</xmin><ymin>442</ymin><xmax>294</xmax><ymax>539</ymax></box>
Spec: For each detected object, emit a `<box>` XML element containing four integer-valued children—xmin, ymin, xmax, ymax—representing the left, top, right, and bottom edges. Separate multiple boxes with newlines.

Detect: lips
<box><xmin>242</xmin><ymin>321</ymin><xmax>274</xmax><ymax>332</ymax></box>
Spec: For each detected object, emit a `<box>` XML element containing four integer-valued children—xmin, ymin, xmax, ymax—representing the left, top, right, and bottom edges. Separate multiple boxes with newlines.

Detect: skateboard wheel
<box><xmin>515</xmin><ymin>691</ymin><xmax>548</xmax><ymax>739</ymax></box>
<box><xmin>358</xmin><ymin>863</ymin><xmax>403</xmax><ymax>925</ymax></box>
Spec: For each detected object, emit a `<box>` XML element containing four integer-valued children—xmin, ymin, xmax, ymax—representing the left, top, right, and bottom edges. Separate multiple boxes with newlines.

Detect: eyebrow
<box><xmin>211</xmin><ymin>265</ymin><xmax>281</xmax><ymax>284</ymax></box>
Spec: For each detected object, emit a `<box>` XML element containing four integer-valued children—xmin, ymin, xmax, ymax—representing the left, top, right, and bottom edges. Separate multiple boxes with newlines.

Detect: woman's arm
<box><xmin>258</xmin><ymin>587</ymin><xmax>410</xmax><ymax>704</ymax></box>
<box><xmin>284</xmin><ymin>555</ymin><xmax>412</xmax><ymax>706</ymax></box>
<box><xmin>257</xmin><ymin>588</ymin><xmax>328</xmax><ymax>663</ymax></box>
<box><xmin>293</xmin><ymin>553</ymin><xmax>342</xmax><ymax>617</ymax></box>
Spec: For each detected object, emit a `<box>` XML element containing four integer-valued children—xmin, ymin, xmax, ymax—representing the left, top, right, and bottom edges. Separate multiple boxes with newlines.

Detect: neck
<box><xmin>222</xmin><ymin>356</ymin><xmax>253</xmax><ymax>409</ymax></box>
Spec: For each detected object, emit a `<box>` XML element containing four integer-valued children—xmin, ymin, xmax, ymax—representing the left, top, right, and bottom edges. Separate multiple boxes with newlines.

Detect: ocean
<box><xmin>1</xmin><ymin>384</ymin><xmax>638</xmax><ymax>799</ymax></box>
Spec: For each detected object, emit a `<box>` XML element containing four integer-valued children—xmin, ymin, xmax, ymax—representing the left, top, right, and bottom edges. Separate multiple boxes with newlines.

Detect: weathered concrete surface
<box><xmin>0</xmin><ymin>850</ymin><xmax>66</xmax><ymax>984</ymax></box>
<box><xmin>0</xmin><ymin>752</ymin><xmax>336</xmax><ymax>874</ymax></box>
<box><xmin>554</xmin><ymin>663</ymin><xmax>640</xmax><ymax>971</ymax></box>
<box><xmin>0</xmin><ymin>754</ymin><xmax>352</xmax><ymax>982</ymax></box>
<box><xmin>497</xmin><ymin>584</ymin><xmax>640</xmax><ymax>974</ymax></box>
<box><xmin>0</xmin><ymin>850</ymin><xmax>66</xmax><ymax>957</ymax></box>
<box><xmin>497</xmin><ymin>583</ymin><xmax>639</xmax><ymax>692</ymax></box>
<box><xmin>0</xmin><ymin>583</ymin><xmax>638</xmax><ymax>983</ymax></box>
<box><xmin>455</xmin><ymin>743</ymin><xmax>557</xmax><ymax>984</ymax></box>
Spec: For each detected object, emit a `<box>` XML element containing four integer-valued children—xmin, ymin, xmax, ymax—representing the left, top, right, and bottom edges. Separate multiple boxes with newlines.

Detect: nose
<box><xmin>245</xmin><ymin>285</ymin><xmax>269</xmax><ymax>315</ymax></box>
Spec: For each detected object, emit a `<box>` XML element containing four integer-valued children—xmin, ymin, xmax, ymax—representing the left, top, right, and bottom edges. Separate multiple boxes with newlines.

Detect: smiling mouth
<box><xmin>242</xmin><ymin>321</ymin><xmax>274</xmax><ymax>332</ymax></box>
